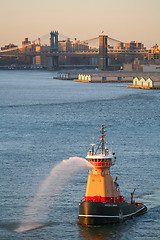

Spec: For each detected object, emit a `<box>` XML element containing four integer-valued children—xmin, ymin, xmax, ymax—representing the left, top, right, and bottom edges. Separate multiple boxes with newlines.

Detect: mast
<box><xmin>101</xmin><ymin>124</ymin><xmax>106</xmax><ymax>154</ymax></box>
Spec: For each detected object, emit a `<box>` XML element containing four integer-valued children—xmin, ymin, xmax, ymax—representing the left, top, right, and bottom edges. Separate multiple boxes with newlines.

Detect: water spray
<box><xmin>14</xmin><ymin>157</ymin><xmax>91</xmax><ymax>232</ymax></box>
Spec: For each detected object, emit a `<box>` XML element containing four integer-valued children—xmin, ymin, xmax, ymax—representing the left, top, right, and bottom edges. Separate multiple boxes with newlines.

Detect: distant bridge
<box><xmin>0</xmin><ymin>32</ymin><xmax>147</xmax><ymax>70</ymax></box>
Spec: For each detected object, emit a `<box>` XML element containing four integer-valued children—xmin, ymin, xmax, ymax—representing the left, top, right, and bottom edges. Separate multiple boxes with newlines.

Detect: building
<box><xmin>22</xmin><ymin>38</ymin><xmax>31</xmax><ymax>49</ymax></box>
<box><xmin>143</xmin><ymin>65</ymin><xmax>160</xmax><ymax>72</ymax></box>
<box><xmin>58</xmin><ymin>38</ymin><xmax>90</xmax><ymax>52</ymax></box>
<box><xmin>124</xmin><ymin>61</ymin><xmax>160</xmax><ymax>73</ymax></box>
<box><xmin>145</xmin><ymin>44</ymin><xmax>160</xmax><ymax>64</ymax></box>
<box><xmin>56</xmin><ymin>72</ymin><xmax>78</xmax><ymax>80</ymax></box>
<box><xmin>133</xmin><ymin>77</ymin><xmax>153</xmax><ymax>88</ymax></box>
<box><xmin>75</xmin><ymin>73</ymin><xmax>133</xmax><ymax>82</ymax></box>
<box><xmin>115</xmin><ymin>41</ymin><xmax>145</xmax><ymax>51</ymax></box>
<box><xmin>123</xmin><ymin>58</ymin><xmax>143</xmax><ymax>72</ymax></box>
<box><xmin>1</xmin><ymin>43</ymin><xmax>18</xmax><ymax>50</ymax></box>
<box><xmin>128</xmin><ymin>76</ymin><xmax>160</xmax><ymax>89</ymax></box>
<box><xmin>32</xmin><ymin>45</ymin><xmax>50</xmax><ymax>67</ymax></box>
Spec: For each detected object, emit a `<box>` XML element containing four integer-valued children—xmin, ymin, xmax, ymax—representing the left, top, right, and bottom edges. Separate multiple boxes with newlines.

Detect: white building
<box><xmin>132</xmin><ymin>76</ymin><xmax>160</xmax><ymax>89</ymax></box>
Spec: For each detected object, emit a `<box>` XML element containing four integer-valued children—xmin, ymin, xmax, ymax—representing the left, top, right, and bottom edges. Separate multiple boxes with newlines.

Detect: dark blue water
<box><xmin>0</xmin><ymin>70</ymin><xmax>160</xmax><ymax>239</ymax></box>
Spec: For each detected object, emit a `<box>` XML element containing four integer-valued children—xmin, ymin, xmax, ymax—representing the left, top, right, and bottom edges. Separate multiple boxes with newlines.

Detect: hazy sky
<box><xmin>0</xmin><ymin>0</ymin><xmax>160</xmax><ymax>48</ymax></box>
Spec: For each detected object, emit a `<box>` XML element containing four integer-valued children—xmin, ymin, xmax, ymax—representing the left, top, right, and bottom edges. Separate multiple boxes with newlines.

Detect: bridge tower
<box><xmin>50</xmin><ymin>31</ymin><xmax>59</xmax><ymax>68</ymax></box>
<box><xmin>50</xmin><ymin>31</ymin><xmax>55</xmax><ymax>50</ymax></box>
<box><xmin>99</xmin><ymin>35</ymin><xmax>108</xmax><ymax>70</ymax></box>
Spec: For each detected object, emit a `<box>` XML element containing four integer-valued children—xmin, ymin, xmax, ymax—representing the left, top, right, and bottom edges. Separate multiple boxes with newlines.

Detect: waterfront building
<box><xmin>143</xmin><ymin>65</ymin><xmax>160</xmax><ymax>72</ymax></box>
<box><xmin>76</xmin><ymin>73</ymin><xmax>133</xmax><ymax>82</ymax></box>
<box><xmin>133</xmin><ymin>77</ymin><xmax>153</xmax><ymax>88</ymax></box>
<box><xmin>129</xmin><ymin>76</ymin><xmax>160</xmax><ymax>89</ymax></box>
<box><xmin>57</xmin><ymin>72</ymin><xmax>78</xmax><ymax>80</ymax></box>
<box><xmin>124</xmin><ymin>61</ymin><xmax>160</xmax><ymax>73</ymax></box>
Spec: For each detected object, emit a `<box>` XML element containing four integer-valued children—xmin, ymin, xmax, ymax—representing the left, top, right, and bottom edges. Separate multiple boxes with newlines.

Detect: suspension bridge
<box><xmin>0</xmin><ymin>32</ymin><xmax>147</xmax><ymax>70</ymax></box>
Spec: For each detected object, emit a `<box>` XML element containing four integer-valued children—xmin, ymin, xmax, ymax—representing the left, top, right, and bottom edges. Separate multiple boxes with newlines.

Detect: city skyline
<box><xmin>0</xmin><ymin>0</ymin><xmax>160</xmax><ymax>49</ymax></box>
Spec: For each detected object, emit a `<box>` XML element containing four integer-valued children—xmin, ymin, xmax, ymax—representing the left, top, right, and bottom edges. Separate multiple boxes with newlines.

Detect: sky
<box><xmin>0</xmin><ymin>0</ymin><xmax>160</xmax><ymax>48</ymax></box>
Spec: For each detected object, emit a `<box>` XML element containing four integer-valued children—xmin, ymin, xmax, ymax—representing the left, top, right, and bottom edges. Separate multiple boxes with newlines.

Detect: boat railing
<box><xmin>88</xmin><ymin>169</ymin><xmax>110</xmax><ymax>176</ymax></box>
<box><xmin>88</xmin><ymin>149</ymin><xmax>112</xmax><ymax>157</ymax></box>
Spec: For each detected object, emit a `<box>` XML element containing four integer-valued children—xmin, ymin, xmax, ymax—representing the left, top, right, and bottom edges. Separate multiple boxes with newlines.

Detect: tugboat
<box><xmin>78</xmin><ymin>124</ymin><xmax>147</xmax><ymax>225</ymax></box>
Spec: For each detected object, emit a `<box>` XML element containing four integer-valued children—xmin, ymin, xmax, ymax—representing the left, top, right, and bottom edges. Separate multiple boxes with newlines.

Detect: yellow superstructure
<box><xmin>85</xmin><ymin>173</ymin><xmax>120</xmax><ymax>200</ymax></box>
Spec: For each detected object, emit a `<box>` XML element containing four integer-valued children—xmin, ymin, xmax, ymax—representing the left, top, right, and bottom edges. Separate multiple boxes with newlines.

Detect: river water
<box><xmin>0</xmin><ymin>70</ymin><xmax>159</xmax><ymax>239</ymax></box>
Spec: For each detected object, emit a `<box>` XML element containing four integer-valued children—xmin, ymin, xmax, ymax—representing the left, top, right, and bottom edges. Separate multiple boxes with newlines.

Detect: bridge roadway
<box><xmin>0</xmin><ymin>50</ymin><xmax>98</xmax><ymax>58</ymax></box>
<box><xmin>0</xmin><ymin>50</ymin><xmax>147</xmax><ymax>58</ymax></box>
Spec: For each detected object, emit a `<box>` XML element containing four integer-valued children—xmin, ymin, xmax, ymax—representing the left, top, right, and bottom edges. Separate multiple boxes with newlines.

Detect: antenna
<box><xmin>110</xmin><ymin>142</ymin><xmax>112</xmax><ymax>154</ymax></box>
<box><xmin>92</xmin><ymin>134</ymin><xmax>95</xmax><ymax>145</ymax></box>
<box><xmin>101</xmin><ymin>124</ymin><xmax>106</xmax><ymax>154</ymax></box>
